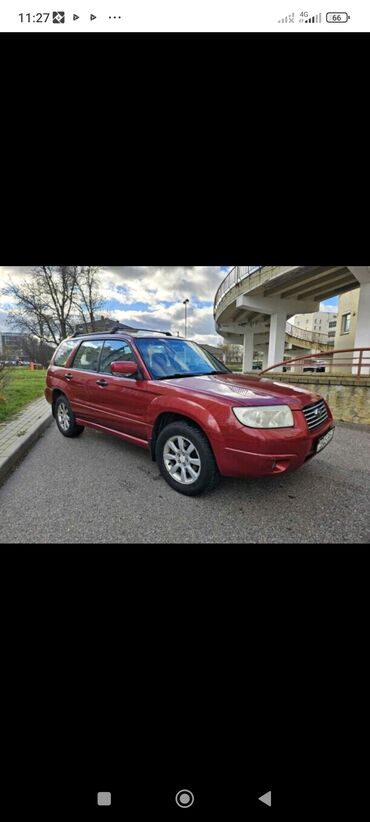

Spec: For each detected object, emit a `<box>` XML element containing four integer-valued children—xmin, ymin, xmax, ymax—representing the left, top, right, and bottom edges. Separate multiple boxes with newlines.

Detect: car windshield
<box><xmin>134</xmin><ymin>338</ymin><xmax>231</xmax><ymax>380</ymax></box>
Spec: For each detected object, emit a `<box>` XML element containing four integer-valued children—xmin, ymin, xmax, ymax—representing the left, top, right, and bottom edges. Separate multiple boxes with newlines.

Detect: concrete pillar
<box><xmin>267</xmin><ymin>313</ymin><xmax>287</xmax><ymax>370</ymax></box>
<box><xmin>353</xmin><ymin>281</ymin><xmax>370</xmax><ymax>375</ymax></box>
<box><xmin>242</xmin><ymin>328</ymin><xmax>254</xmax><ymax>372</ymax></box>
<box><xmin>348</xmin><ymin>266</ymin><xmax>370</xmax><ymax>286</ymax></box>
<box><xmin>287</xmin><ymin>348</ymin><xmax>302</xmax><ymax>373</ymax></box>
<box><xmin>259</xmin><ymin>349</ymin><xmax>268</xmax><ymax>372</ymax></box>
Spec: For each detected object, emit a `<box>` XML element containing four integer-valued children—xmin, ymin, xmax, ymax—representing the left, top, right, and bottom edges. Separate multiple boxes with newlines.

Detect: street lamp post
<box><xmin>183</xmin><ymin>299</ymin><xmax>189</xmax><ymax>338</ymax></box>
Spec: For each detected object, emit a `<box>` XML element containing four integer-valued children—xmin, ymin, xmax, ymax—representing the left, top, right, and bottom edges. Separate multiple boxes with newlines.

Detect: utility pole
<box><xmin>183</xmin><ymin>299</ymin><xmax>189</xmax><ymax>338</ymax></box>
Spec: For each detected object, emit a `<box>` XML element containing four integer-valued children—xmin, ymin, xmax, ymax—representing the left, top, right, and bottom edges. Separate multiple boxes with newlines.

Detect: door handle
<box><xmin>64</xmin><ymin>373</ymin><xmax>73</xmax><ymax>381</ymax></box>
<box><xmin>96</xmin><ymin>379</ymin><xmax>109</xmax><ymax>387</ymax></box>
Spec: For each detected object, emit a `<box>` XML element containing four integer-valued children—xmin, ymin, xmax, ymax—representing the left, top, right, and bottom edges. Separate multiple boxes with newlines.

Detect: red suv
<box><xmin>45</xmin><ymin>325</ymin><xmax>335</xmax><ymax>496</ymax></box>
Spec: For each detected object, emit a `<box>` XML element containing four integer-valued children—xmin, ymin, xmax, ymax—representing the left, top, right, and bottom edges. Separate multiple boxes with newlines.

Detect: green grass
<box><xmin>0</xmin><ymin>367</ymin><xmax>46</xmax><ymax>423</ymax></box>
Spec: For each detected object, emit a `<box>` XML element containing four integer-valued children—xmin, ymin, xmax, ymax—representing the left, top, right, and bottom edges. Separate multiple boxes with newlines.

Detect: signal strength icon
<box><xmin>277</xmin><ymin>12</ymin><xmax>295</xmax><ymax>22</ymax></box>
<box><xmin>305</xmin><ymin>12</ymin><xmax>322</xmax><ymax>22</ymax></box>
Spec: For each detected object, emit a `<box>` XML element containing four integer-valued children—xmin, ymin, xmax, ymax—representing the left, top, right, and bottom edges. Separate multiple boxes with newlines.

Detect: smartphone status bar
<box><xmin>1</xmin><ymin>1</ymin><xmax>369</xmax><ymax>32</ymax></box>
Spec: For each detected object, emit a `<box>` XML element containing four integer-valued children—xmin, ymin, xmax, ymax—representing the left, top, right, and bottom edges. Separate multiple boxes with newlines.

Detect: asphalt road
<box><xmin>0</xmin><ymin>420</ymin><xmax>369</xmax><ymax>544</ymax></box>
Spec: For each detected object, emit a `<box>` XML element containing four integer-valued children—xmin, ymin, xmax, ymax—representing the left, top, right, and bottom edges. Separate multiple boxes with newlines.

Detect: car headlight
<box><xmin>233</xmin><ymin>405</ymin><xmax>294</xmax><ymax>428</ymax></box>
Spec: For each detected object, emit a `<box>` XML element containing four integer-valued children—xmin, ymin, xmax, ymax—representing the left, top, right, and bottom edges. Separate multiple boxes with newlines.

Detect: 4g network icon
<box><xmin>277</xmin><ymin>11</ymin><xmax>322</xmax><ymax>23</ymax></box>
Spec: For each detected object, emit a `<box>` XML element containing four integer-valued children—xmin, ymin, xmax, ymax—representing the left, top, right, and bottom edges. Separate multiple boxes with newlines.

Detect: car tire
<box><xmin>54</xmin><ymin>395</ymin><xmax>85</xmax><ymax>438</ymax></box>
<box><xmin>155</xmin><ymin>421</ymin><xmax>219</xmax><ymax>496</ymax></box>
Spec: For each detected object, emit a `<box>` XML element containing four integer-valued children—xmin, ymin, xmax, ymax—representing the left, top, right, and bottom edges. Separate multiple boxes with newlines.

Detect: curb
<box><xmin>0</xmin><ymin>400</ymin><xmax>53</xmax><ymax>486</ymax></box>
<box><xmin>334</xmin><ymin>420</ymin><xmax>370</xmax><ymax>432</ymax></box>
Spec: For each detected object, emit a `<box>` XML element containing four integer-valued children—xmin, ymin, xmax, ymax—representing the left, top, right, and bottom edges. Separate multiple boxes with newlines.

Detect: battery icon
<box><xmin>326</xmin><ymin>12</ymin><xmax>350</xmax><ymax>22</ymax></box>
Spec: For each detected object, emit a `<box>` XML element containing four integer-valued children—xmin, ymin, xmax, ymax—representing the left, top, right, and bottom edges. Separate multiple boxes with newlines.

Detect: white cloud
<box><xmin>106</xmin><ymin>303</ymin><xmax>224</xmax><ymax>346</ymax></box>
<box><xmin>319</xmin><ymin>302</ymin><xmax>338</xmax><ymax>313</ymax></box>
<box><xmin>0</xmin><ymin>267</ymin><xmax>34</xmax><ymax>306</ymax></box>
<box><xmin>0</xmin><ymin>265</ymin><xmax>226</xmax><ymax>306</ymax></box>
<box><xmin>0</xmin><ymin>266</ymin><xmax>227</xmax><ymax>343</ymax></box>
<box><xmin>100</xmin><ymin>266</ymin><xmax>225</xmax><ymax>304</ymax></box>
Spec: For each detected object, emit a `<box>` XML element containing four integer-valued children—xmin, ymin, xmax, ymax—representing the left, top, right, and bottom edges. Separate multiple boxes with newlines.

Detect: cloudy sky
<box><xmin>0</xmin><ymin>266</ymin><xmax>338</xmax><ymax>344</ymax></box>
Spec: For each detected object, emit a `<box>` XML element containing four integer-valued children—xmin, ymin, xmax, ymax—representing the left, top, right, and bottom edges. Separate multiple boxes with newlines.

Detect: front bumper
<box><xmin>213</xmin><ymin>409</ymin><xmax>335</xmax><ymax>478</ymax></box>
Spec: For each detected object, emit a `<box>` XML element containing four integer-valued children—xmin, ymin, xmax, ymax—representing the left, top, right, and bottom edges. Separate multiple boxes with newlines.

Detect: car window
<box><xmin>100</xmin><ymin>340</ymin><xmax>137</xmax><ymax>376</ymax></box>
<box><xmin>53</xmin><ymin>339</ymin><xmax>78</xmax><ymax>367</ymax></box>
<box><xmin>71</xmin><ymin>340</ymin><xmax>103</xmax><ymax>372</ymax></box>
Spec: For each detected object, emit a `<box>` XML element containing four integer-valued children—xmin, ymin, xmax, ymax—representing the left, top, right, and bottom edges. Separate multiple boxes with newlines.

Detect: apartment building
<box><xmin>333</xmin><ymin>288</ymin><xmax>360</xmax><ymax>350</ymax></box>
<box><xmin>289</xmin><ymin>311</ymin><xmax>338</xmax><ymax>340</ymax></box>
<box><xmin>0</xmin><ymin>332</ymin><xmax>27</xmax><ymax>358</ymax></box>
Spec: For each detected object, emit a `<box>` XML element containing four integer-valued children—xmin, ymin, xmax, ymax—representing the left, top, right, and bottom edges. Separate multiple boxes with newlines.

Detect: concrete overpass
<box><xmin>214</xmin><ymin>265</ymin><xmax>370</xmax><ymax>372</ymax></box>
<box><xmin>224</xmin><ymin>319</ymin><xmax>334</xmax><ymax>371</ymax></box>
<box><xmin>285</xmin><ymin>322</ymin><xmax>334</xmax><ymax>352</ymax></box>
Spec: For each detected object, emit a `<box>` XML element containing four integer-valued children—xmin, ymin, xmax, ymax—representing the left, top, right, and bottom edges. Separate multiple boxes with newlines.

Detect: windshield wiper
<box><xmin>182</xmin><ymin>370</ymin><xmax>225</xmax><ymax>376</ymax></box>
<box><xmin>155</xmin><ymin>371</ymin><xmax>225</xmax><ymax>380</ymax></box>
<box><xmin>155</xmin><ymin>372</ymin><xmax>197</xmax><ymax>380</ymax></box>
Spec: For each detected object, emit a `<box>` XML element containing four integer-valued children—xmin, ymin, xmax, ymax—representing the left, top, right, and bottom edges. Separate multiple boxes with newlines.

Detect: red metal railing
<box><xmin>260</xmin><ymin>348</ymin><xmax>370</xmax><ymax>378</ymax></box>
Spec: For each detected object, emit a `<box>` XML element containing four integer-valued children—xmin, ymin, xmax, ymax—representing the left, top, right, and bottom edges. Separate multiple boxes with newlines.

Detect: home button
<box><xmin>175</xmin><ymin>789</ymin><xmax>195</xmax><ymax>808</ymax></box>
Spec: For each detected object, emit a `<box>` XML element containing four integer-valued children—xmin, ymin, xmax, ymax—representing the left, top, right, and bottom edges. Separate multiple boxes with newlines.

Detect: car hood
<box><xmin>164</xmin><ymin>372</ymin><xmax>322</xmax><ymax>409</ymax></box>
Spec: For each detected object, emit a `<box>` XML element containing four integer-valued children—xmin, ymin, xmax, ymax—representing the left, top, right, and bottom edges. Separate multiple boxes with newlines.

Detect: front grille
<box><xmin>303</xmin><ymin>399</ymin><xmax>328</xmax><ymax>431</ymax></box>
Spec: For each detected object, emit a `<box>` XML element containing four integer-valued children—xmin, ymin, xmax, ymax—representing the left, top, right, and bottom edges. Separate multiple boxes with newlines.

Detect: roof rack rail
<box><xmin>110</xmin><ymin>323</ymin><xmax>172</xmax><ymax>336</ymax></box>
<box><xmin>71</xmin><ymin>327</ymin><xmax>100</xmax><ymax>337</ymax></box>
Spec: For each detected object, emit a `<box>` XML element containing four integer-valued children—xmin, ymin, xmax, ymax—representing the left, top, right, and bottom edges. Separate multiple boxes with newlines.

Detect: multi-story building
<box><xmin>334</xmin><ymin>288</ymin><xmax>359</xmax><ymax>349</ymax></box>
<box><xmin>289</xmin><ymin>311</ymin><xmax>338</xmax><ymax>341</ymax></box>
<box><xmin>332</xmin><ymin>288</ymin><xmax>360</xmax><ymax>372</ymax></box>
<box><xmin>74</xmin><ymin>315</ymin><xmax>119</xmax><ymax>333</ymax></box>
<box><xmin>75</xmin><ymin>316</ymin><xmax>173</xmax><ymax>336</ymax></box>
<box><xmin>0</xmin><ymin>332</ymin><xmax>27</xmax><ymax>358</ymax></box>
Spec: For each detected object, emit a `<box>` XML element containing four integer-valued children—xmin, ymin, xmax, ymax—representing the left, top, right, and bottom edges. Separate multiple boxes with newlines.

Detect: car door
<box><xmin>90</xmin><ymin>339</ymin><xmax>154</xmax><ymax>441</ymax></box>
<box><xmin>66</xmin><ymin>339</ymin><xmax>104</xmax><ymax>421</ymax></box>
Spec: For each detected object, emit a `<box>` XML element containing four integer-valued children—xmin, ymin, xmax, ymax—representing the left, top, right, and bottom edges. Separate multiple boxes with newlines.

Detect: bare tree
<box><xmin>72</xmin><ymin>266</ymin><xmax>104</xmax><ymax>332</ymax></box>
<box><xmin>222</xmin><ymin>343</ymin><xmax>243</xmax><ymax>364</ymax></box>
<box><xmin>21</xmin><ymin>335</ymin><xmax>56</xmax><ymax>367</ymax></box>
<box><xmin>2</xmin><ymin>266</ymin><xmax>103</xmax><ymax>345</ymax></box>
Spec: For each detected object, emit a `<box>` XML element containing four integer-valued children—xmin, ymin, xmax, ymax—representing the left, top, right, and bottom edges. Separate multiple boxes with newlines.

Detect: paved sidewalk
<box><xmin>0</xmin><ymin>397</ymin><xmax>52</xmax><ymax>485</ymax></box>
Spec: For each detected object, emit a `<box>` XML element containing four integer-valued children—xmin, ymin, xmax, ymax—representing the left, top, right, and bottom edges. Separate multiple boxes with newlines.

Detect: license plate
<box><xmin>316</xmin><ymin>427</ymin><xmax>334</xmax><ymax>453</ymax></box>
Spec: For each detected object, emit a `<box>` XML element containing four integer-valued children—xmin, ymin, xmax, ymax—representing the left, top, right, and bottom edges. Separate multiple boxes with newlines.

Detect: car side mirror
<box><xmin>111</xmin><ymin>361</ymin><xmax>138</xmax><ymax>376</ymax></box>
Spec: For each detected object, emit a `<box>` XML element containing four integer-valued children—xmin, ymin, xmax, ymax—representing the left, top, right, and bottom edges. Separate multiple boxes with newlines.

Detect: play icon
<box><xmin>73</xmin><ymin>13</ymin><xmax>79</xmax><ymax>19</ymax></box>
<box><xmin>90</xmin><ymin>13</ymin><xmax>96</xmax><ymax>19</ymax></box>
<box><xmin>258</xmin><ymin>791</ymin><xmax>271</xmax><ymax>807</ymax></box>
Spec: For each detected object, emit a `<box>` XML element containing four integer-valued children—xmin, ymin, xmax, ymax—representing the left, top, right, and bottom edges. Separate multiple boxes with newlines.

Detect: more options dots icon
<box><xmin>175</xmin><ymin>789</ymin><xmax>195</xmax><ymax>808</ymax></box>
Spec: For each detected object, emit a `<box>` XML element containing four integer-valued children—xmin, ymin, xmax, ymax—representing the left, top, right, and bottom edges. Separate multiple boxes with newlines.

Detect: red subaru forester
<box><xmin>45</xmin><ymin>325</ymin><xmax>335</xmax><ymax>496</ymax></box>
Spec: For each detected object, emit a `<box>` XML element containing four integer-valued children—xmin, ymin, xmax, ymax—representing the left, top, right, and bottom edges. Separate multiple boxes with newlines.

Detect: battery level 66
<box><xmin>326</xmin><ymin>12</ymin><xmax>350</xmax><ymax>22</ymax></box>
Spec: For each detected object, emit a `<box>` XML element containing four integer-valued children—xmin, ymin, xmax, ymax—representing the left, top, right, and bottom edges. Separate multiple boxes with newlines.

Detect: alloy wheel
<box><xmin>57</xmin><ymin>402</ymin><xmax>70</xmax><ymax>432</ymax></box>
<box><xmin>163</xmin><ymin>435</ymin><xmax>201</xmax><ymax>485</ymax></box>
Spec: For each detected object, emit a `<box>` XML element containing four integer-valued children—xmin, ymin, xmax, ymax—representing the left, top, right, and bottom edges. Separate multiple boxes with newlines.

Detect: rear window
<box><xmin>53</xmin><ymin>339</ymin><xmax>78</xmax><ymax>367</ymax></box>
